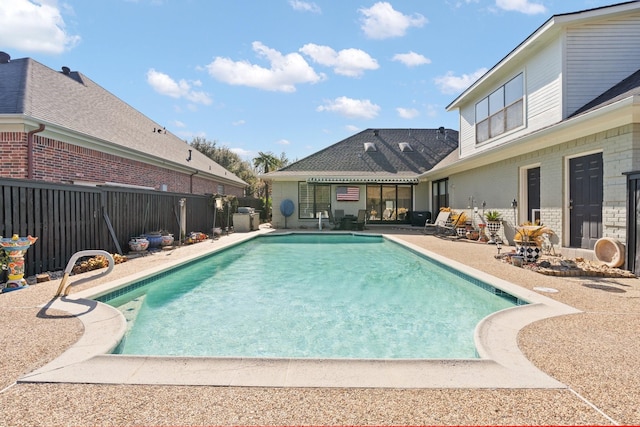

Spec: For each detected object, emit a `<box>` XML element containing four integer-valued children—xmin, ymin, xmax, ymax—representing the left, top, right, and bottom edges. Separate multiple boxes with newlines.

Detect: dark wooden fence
<box><xmin>0</xmin><ymin>178</ymin><xmax>219</xmax><ymax>279</ymax></box>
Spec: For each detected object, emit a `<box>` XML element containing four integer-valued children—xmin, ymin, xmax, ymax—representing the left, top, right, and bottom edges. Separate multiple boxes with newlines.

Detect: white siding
<box><xmin>458</xmin><ymin>103</ymin><xmax>476</xmax><ymax>156</ymax></box>
<box><xmin>459</xmin><ymin>39</ymin><xmax>563</xmax><ymax>158</ymax></box>
<box><xmin>525</xmin><ymin>38</ymin><xmax>563</xmax><ymax>131</ymax></box>
<box><xmin>565</xmin><ymin>13</ymin><xmax>640</xmax><ymax>116</ymax></box>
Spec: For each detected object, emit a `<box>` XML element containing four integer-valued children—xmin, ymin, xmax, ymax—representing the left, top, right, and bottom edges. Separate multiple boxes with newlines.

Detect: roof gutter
<box><xmin>27</xmin><ymin>123</ymin><xmax>45</xmax><ymax>179</ymax></box>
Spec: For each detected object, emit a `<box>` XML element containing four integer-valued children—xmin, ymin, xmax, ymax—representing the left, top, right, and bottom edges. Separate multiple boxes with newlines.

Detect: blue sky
<box><xmin>0</xmin><ymin>0</ymin><xmax>621</xmax><ymax>162</ymax></box>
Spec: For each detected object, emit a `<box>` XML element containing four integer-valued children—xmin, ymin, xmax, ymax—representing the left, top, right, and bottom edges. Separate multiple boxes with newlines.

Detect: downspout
<box><xmin>27</xmin><ymin>124</ymin><xmax>45</xmax><ymax>179</ymax></box>
<box><xmin>189</xmin><ymin>170</ymin><xmax>198</xmax><ymax>193</ymax></box>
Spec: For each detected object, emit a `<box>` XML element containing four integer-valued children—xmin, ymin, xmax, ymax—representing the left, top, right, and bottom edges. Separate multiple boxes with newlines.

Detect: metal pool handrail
<box><xmin>54</xmin><ymin>250</ymin><xmax>115</xmax><ymax>297</ymax></box>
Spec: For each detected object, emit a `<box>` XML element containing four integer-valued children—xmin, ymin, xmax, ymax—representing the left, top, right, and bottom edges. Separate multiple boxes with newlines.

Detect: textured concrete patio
<box><xmin>1</xmin><ymin>226</ymin><xmax>638</xmax><ymax>426</ymax></box>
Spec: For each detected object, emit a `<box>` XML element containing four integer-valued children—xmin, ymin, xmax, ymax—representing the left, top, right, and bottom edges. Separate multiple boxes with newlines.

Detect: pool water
<box><xmin>108</xmin><ymin>234</ymin><xmax>518</xmax><ymax>359</ymax></box>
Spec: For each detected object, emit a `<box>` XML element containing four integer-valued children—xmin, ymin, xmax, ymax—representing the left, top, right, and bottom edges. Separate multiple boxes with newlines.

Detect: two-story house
<box><xmin>427</xmin><ymin>1</ymin><xmax>640</xmax><ymax>271</ymax></box>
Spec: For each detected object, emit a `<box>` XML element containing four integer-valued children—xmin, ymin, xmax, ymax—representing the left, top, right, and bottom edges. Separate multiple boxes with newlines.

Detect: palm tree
<box><xmin>253</xmin><ymin>151</ymin><xmax>281</xmax><ymax>219</ymax></box>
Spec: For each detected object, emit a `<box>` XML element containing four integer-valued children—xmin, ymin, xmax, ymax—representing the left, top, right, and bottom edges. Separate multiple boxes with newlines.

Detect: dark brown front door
<box><xmin>569</xmin><ymin>153</ymin><xmax>603</xmax><ymax>249</ymax></box>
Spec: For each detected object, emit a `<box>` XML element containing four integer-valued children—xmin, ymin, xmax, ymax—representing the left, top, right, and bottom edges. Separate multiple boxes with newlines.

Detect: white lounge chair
<box><xmin>424</xmin><ymin>210</ymin><xmax>451</xmax><ymax>234</ymax></box>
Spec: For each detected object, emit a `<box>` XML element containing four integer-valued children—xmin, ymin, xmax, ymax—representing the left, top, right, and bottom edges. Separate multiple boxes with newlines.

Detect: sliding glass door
<box><xmin>366</xmin><ymin>184</ymin><xmax>412</xmax><ymax>222</ymax></box>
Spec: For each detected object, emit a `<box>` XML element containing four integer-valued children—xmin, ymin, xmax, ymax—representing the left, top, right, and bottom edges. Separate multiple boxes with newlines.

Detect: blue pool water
<box><xmin>105</xmin><ymin>234</ymin><xmax>521</xmax><ymax>359</ymax></box>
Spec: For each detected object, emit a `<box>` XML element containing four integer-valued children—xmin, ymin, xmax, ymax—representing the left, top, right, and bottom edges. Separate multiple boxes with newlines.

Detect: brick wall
<box><xmin>444</xmin><ymin>123</ymin><xmax>639</xmax><ymax>247</ymax></box>
<box><xmin>0</xmin><ymin>132</ymin><xmax>244</xmax><ymax>196</ymax></box>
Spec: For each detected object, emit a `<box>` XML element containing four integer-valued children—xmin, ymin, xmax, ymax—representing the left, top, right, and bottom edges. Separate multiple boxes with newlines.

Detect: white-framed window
<box><xmin>475</xmin><ymin>73</ymin><xmax>523</xmax><ymax>143</ymax></box>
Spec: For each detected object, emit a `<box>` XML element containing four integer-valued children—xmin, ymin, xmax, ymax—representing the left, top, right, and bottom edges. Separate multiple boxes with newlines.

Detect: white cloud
<box><xmin>172</xmin><ymin>120</ymin><xmax>186</xmax><ymax>128</ymax></box>
<box><xmin>205</xmin><ymin>41</ymin><xmax>325</xmax><ymax>92</ymax></box>
<box><xmin>345</xmin><ymin>125</ymin><xmax>360</xmax><ymax>132</ymax></box>
<box><xmin>392</xmin><ymin>51</ymin><xmax>431</xmax><ymax>67</ymax></box>
<box><xmin>0</xmin><ymin>0</ymin><xmax>80</xmax><ymax>54</ymax></box>
<box><xmin>300</xmin><ymin>44</ymin><xmax>379</xmax><ymax>77</ymax></box>
<box><xmin>230</xmin><ymin>147</ymin><xmax>253</xmax><ymax>159</ymax></box>
<box><xmin>359</xmin><ymin>2</ymin><xmax>427</xmax><ymax>40</ymax></box>
<box><xmin>232</xmin><ymin>120</ymin><xmax>246</xmax><ymax>126</ymax></box>
<box><xmin>434</xmin><ymin>68</ymin><xmax>488</xmax><ymax>94</ymax></box>
<box><xmin>276</xmin><ymin>139</ymin><xmax>291</xmax><ymax>146</ymax></box>
<box><xmin>396</xmin><ymin>107</ymin><xmax>420</xmax><ymax>119</ymax></box>
<box><xmin>146</xmin><ymin>69</ymin><xmax>212</xmax><ymax>105</ymax></box>
<box><xmin>495</xmin><ymin>0</ymin><xmax>547</xmax><ymax>15</ymax></box>
<box><xmin>316</xmin><ymin>96</ymin><xmax>380</xmax><ymax>120</ymax></box>
<box><xmin>289</xmin><ymin>0</ymin><xmax>321</xmax><ymax>13</ymax></box>
<box><xmin>425</xmin><ymin>104</ymin><xmax>438</xmax><ymax>118</ymax></box>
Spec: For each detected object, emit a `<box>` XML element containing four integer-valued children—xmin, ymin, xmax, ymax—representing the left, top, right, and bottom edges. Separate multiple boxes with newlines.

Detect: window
<box><xmin>366</xmin><ymin>184</ymin><xmax>412</xmax><ymax>222</ymax></box>
<box><xmin>298</xmin><ymin>182</ymin><xmax>330</xmax><ymax>219</ymax></box>
<box><xmin>475</xmin><ymin>73</ymin><xmax>523</xmax><ymax>143</ymax></box>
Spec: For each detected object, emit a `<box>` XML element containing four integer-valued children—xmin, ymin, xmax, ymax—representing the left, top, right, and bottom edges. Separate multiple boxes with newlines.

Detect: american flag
<box><xmin>336</xmin><ymin>186</ymin><xmax>359</xmax><ymax>201</ymax></box>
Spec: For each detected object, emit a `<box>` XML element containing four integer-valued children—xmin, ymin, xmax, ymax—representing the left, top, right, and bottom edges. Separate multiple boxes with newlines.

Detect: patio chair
<box><xmin>354</xmin><ymin>209</ymin><xmax>367</xmax><ymax>230</ymax></box>
<box><xmin>435</xmin><ymin>212</ymin><xmax>466</xmax><ymax>237</ymax></box>
<box><xmin>327</xmin><ymin>209</ymin><xmax>340</xmax><ymax>229</ymax></box>
<box><xmin>424</xmin><ymin>210</ymin><xmax>451</xmax><ymax>234</ymax></box>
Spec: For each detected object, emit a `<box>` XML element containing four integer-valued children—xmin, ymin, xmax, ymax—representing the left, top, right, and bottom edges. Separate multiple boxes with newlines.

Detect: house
<box><xmin>0</xmin><ymin>52</ymin><xmax>246</xmax><ymax>196</ymax></box>
<box><xmin>428</xmin><ymin>0</ymin><xmax>640</xmax><ymax>272</ymax></box>
<box><xmin>265</xmin><ymin>128</ymin><xmax>457</xmax><ymax>228</ymax></box>
<box><xmin>265</xmin><ymin>1</ymin><xmax>640</xmax><ymax>274</ymax></box>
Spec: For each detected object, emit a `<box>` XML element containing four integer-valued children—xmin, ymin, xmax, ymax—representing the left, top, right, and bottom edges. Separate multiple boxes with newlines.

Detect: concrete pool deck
<box><xmin>1</xmin><ymin>226</ymin><xmax>639</xmax><ymax>425</ymax></box>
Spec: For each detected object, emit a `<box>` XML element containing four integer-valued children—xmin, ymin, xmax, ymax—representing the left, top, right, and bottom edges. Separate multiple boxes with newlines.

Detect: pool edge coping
<box><xmin>21</xmin><ymin>231</ymin><xmax>581</xmax><ymax>389</ymax></box>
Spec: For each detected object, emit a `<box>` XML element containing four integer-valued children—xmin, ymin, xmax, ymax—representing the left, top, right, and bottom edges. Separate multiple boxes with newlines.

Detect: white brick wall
<box><xmin>446</xmin><ymin>124</ymin><xmax>639</xmax><ymax>247</ymax></box>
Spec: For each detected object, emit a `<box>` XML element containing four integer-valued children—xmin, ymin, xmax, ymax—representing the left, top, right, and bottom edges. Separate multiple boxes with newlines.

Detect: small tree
<box><xmin>253</xmin><ymin>151</ymin><xmax>282</xmax><ymax>220</ymax></box>
<box><xmin>190</xmin><ymin>137</ymin><xmax>258</xmax><ymax>196</ymax></box>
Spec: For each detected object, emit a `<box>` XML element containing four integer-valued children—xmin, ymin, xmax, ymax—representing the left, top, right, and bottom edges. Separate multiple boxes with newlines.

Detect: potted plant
<box><xmin>514</xmin><ymin>222</ymin><xmax>553</xmax><ymax>263</ymax></box>
<box><xmin>451</xmin><ymin>211</ymin><xmax>468</xmax><ymax>237</ymax></box>
<box><xmin>484</xmin><ymin>210</ymin><xmax>502</xmax><ymax>236</ymax></box>
<box><xmin>159</xmin><ymin>229</ymin><xmax>175</xmax><ymax>247</ymax></box>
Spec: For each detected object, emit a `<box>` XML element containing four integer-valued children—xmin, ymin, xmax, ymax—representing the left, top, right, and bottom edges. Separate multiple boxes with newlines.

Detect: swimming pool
<box><xmin>23</xmin><ymin>230</ymin><xmax>581</xmax><ymax>388</ymax></box>
<box><xmin>104</xmin><ymin>233</ymin><xmax>521</xmax><ymax>359</ymax></box>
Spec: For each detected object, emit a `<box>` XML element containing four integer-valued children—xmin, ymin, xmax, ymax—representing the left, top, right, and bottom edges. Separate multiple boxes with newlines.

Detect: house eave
<box><xmin>446</xmin><ymin>1</ymin><xmax>640</xmax><ymax>111</ymax></box>
<box><xmin>262</xmin><ymin>171</ymin><xmax>420</xmax><ymax>184</ymax></box>
<box><xmin>307</xmin><ymin>176</ymin><xmax>419</xmax><ymax>184</ymax></box>
<box><xmin>424</xmin><ymin>95</ymin><xmax>640</xmax><ymax>180</ymax></box>
<box><xmin>0</xmin><ymin>116</ymin><xmax>247</xmax><ymax>187</ymax></box>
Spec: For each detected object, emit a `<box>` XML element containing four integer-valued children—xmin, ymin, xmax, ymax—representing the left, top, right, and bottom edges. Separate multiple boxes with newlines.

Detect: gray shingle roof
<box><xmin>272</xmin><ymin>128</ymin><xmax>458</xmax><ymax>178</ymax></box>
<box><xmin>0</xmin><ymin>56</ymin><xmax>246</xmax><ymax>187</ymax></box>
<box><xmin>569</xmin><ymin>68</ymin><xmax>640</xmax><ymax>117</ymax></box>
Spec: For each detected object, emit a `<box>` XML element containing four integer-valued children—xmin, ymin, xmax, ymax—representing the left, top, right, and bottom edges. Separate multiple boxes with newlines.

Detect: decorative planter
<box><xmin>1</xmin><ymin>235</ymin><xmax>38</xmax><ymax>290</ymax></box>
<box><xmin>486</xmin><ymin>221</ymin><xmax>501</xmax><ymax>235</ymax></box>
<box><xmin>144</xmin><ymin>232</ymin><xmax>163</xmax><ymax>249</ymax></box>
<box><xmin>516</xmin><ymin>242</ymin><xmax>542</xmax><ymax>263</ymax></box>
<box><xmin>160</xmin><ymin>234</ymin><xmax>174</xmax><ymax>247</ymax></box>
<box><xmin>128</xmin><ymin>237</ymin><xmax>149</xmax><ymax>252</ymax></box>
<box><xmin>456</xmin><ymin>227</ymin><xmax>467</xmax><ymax>237</ymax></box>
